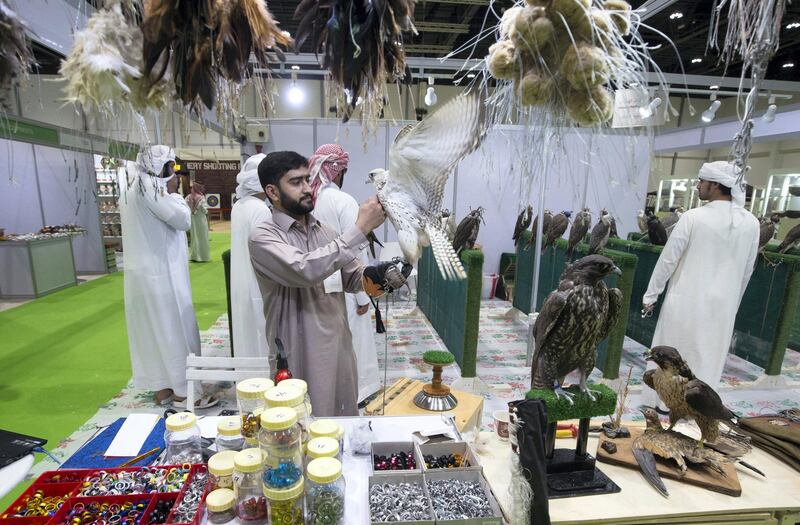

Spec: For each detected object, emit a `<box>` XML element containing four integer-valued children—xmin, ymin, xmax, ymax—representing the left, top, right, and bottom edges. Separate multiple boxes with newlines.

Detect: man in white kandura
<box><xmin>309</xmin><ymin>144</ymin><xmax>380</xmax><ymax>402</ymax></box>
<box><xmin>642</xmin><ymin>161</ymin><xmax>759</xmax><ymax>397</ymax></box>
<box><xmin>119</xmin><ymin>145</ymin><xmax>218</xmax><ymax>409</ymax></box>
<box><xmin>230</xmin><ymin>154</ymin><xmax>271</xmax><ymax>360</ymax></box>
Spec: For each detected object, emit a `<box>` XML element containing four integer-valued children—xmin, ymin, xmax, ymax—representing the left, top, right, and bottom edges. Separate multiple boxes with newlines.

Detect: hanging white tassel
<box><xmin>509</xmin><ymin>417</ymin><xmax>534</xmax><ymax>525</ymax></box>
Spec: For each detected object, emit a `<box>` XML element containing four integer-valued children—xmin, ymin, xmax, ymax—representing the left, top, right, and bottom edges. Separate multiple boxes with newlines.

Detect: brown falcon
<box><xmin>566</xmin><ymin>208</ymin><xmax>592</xmax><ymax>261</ymax></box>
<box><xmin>587</xmin><ymin>210</ymin><xmax>612</xmax><ymax>255</ymax></box>
<box><xmin>452</xmin><ymin>207</ymin><xmax>484</xmax><ymax>255</ymax></box>
<box><xmin>525</xmin><ymin>209</ymin><xmax>552</xmax><ymax>251</ymax></box>
<box><xmin>644</xmin><ymin>346</ymin><xmax>740</xmax><ymax>445</ymax></box>
<box><xmin>512</xmin><ymin>205</ymin><xmax>533</xmax><ymax>246</ymax></box>
<box><xmin>542</xmin><ymin>210</ymin><xmax>571</xmax><ymax>252</ymax></box>
<box><xmin>531</xmin><ymin>255</ymin><xmax>622</xmax><ymax>402</ymax></box>
<box><xmin>778</xmin><ymin>223</ymin><xmax>800</xmax><ymax>254</ymax></box>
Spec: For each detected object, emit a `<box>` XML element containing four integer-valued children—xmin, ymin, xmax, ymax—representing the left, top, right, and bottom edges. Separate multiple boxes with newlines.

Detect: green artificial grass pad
<box><xmin>423</xmin><ymin>350</ymin><xmax>455</xmax><ymax>365</ymax></box>
<box><xmin>526</xmin><ymin>384</ymin><xmax>617</xmax><ymax>423</ymax></box>
<box><xmin>0</xmin><ymin>232</ymin><xmax>231</xmax><ymax>510</ymax></box>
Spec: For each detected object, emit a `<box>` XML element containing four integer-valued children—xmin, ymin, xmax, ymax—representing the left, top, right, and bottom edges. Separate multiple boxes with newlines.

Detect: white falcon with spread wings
<box><xmin>368</xmin><ymin>94</ymin><xmax>485</xmax><ymax>280</ymax></box>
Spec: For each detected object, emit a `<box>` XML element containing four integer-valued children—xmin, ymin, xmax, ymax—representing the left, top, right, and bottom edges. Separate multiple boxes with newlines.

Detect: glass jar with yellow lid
<box><xmin>305</xmin><ymin>457</ymin><xmax>345</xmax><ymax>525</ymax></box>
<box><xmin>279</xmin><ymin>378</ymin><xmax>312</xmax><ymax>414</ymax></box>
<box><xmin>308</xmin><ymin>419</ymin><xmax>344</xmax><ymax>458</ymax></box>
<box><xmin>206</xmin><ymin>488</ymin><xmax>236</xmax><ymax>525</ymax></box>
<box><xmin>264</xmin><ymin>385</ymin><xmax>310</xmax><ymax>447</ymax></box>
<box><xmin>216</xmin><ymin>416</ymin><xmax>245</xmax><ymax>452</ymax></box>
<box><xmin>236</xmin><ymin>378</ymin><xmax>274</xmax><ymax>446</ymax></box>
<box><xmin>233</xmin><ymin>448</ymin><xmax>267</xmax><ymax>524</ymax></box>
<box><xmin>305</xmin><ymin>437</ymin><xmax>340</xmax><ymax>467</ymax></box>
<box><xmin>164</xmin><ymin>412</ymin><xmax>202</xmax><ymax>464</ymax></box>
<box><xmin>209</xmin><ymin>450</ymin><xmax>237</xmax><ymax>490</ymax></box>
<box><xmin>264</xmin><ymin>479</ymin><xmax>305</xmax><ymax>525</ymax></box>
<box><xmin>258</xmin><ymin>407</ymin><xmax>303</xmax><ymax>491</ymax></box>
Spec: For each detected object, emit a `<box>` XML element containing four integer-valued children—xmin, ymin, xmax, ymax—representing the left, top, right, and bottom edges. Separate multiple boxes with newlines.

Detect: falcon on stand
<box><xmin>531</xmin><ymin>255</ymin><xmax>623</xmax><ymax>403</ymax></box>
<box><xmin>566</xmin><ymin>208</ymin><xmax>592</xmax><ymax>260</ymax></box>
<box><xmin>513</xmin><ymin>205</ymin><xmax>533</xmax><ymax>246</ymax></box>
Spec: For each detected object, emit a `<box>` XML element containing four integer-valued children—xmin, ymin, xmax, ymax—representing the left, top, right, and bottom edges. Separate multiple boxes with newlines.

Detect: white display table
<box><xmin>0</xmin><ymin>236</ymin><xmax>77</xmax><ymax>298</ymax></box>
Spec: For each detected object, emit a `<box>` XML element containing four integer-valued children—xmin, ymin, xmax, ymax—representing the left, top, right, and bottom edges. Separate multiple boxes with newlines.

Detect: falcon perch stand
<box><xmin>414</xmin><ymin>351</ymin><xmax>459</xmax><ymax>411</ymax></box>
<box><xmin>526</xmin><ymin>385</ymin><xmax>620</xmax><ymax>498</ymax></box>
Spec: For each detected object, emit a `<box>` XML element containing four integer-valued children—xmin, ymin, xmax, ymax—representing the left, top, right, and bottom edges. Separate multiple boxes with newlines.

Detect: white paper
<box><xmin>105</xmin><ymin>414</ymin><xmax>159</xmax><ymax>457</ymax></box>
<box><xmin>197</xmin><ymin>416</ymin><xmax>225</xmax><ymax>439</ymax></box>
<box><xmin>323</xmin><ymin>270</ymin><xmax>343</xmax><ymax>293</ymax></box>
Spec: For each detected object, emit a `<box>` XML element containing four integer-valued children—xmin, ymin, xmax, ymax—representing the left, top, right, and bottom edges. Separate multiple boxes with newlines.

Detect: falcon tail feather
<box><xmin>425</xmin><ymin>224</ymin><xmax>466</xmax><ymax>280</ymax></box>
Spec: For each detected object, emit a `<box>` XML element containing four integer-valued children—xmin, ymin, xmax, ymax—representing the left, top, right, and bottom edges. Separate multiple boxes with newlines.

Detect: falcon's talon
<box><xmin>553</xmin><ymin>386</ymin><xmax>575</xmax><ymax>405</ymax></box>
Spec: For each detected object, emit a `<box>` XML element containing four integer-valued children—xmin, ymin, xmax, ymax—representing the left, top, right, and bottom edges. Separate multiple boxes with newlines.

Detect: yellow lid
<box><xmin>260</xmin><ymin>406</ymin><xmax>298</xmax><ymax>431</ymax></box>
<box><xmin>208</xmin><ymin>450</ymin><xmax>237</xmax><ymax>477</ymax></box>
<box><xmin>265</xmin><ymin>385</ymin><xmax>303</xmax><ymax>408</ymax></box>
<box><xmin>205</xmin><ymin>489</ymin><xmax>235</xmax><ymax>512</ymax></box>
<box><xmin>237</xmin><ymin>378</ymin><xmax>274</xmax><ymax>400</ymax></box>
<box><xmin>234</xmin><ymin>448</ymin><xmax>264</xmax><ymax>473</ymax></box>
<box><xmin>306</xmin><ymin>457</ymin><xmax>343</xmax><ymax>484</ymax></box>
<box><xmin>262</xmin><ymin>479</ymin><xmax>304</xmax><ymax>501</ymax></box>
<box><xmin>306</xmin><ymin>437</ymin><xmax>339</xmax><ymax>459</ymax></box>
<box><xmin>217</xmin><ymin>416</ymin><xmax>242</xmax><ymax>436</ymax></box>
<box><xmin>280</xmin><ymin>379</ymin><xmax>308</xmax><ymax>396</ymax></box>
<box><xmin>309</xmin><ymin>419</ymin><xmax>340</xmax><ymax>439</ymax></box>
<box><xmin>165</xmin><ymin>412</ymin><xmax>197</xmax><ymax>432</ymax></box>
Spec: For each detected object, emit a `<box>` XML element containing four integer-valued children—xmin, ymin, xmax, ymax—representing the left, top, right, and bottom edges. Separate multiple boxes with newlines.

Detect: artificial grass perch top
<box><xmin>423</xmin><ymin>350</ymin><xmax>456</xmax><ymax>365</ymax></box>
<box><xmin>526</xmin><ymin>384</ymin><xmax>617</xmax><ymax>423</ymax></box>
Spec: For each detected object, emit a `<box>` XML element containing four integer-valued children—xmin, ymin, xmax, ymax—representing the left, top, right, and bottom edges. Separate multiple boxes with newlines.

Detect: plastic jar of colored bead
<box><xmin>308</xmin><ymin>420</ymin><xmax>343</xmax><ymax>459</ymax></box>
<box><xmin>216</xmin><ymin>416</ymin><xmax>246</xmax><ymax>452</ymax></box>
<box><xmin>237</xmin><ymin>378</ymin><xmax>274</xmax><ymax>446</ymax></box>
<box><xmin>258</xmin><ymin>407</ymin><xmax>304</xmax><ymax>491</ymax></box>
<box><xmin>265</xmin><ymin>385</ymin><xmax>311</xmax><ymax>447</ymax></box>
<box><xmin>209</xmin><ymin>450</ymin><xmax>237</xmax><ymax>490</ymax></box>
<box><xmin>164</xmin><ymin>412</ymin><xmax>202</xmax><ymax>464</ymax></box>
<box><xmin>263</xmin><ymin>479</ymin><xmax>304</xmax><ymax>525</ymax></box>
<box><xmin>305</xmin><ymin>458</ymin><xmax>345</xmax><ymax>525</ymax></box>
<box><xmin>305</xmin><ymin>437</ymin><xmax>340</xmax><ymax>466</ymax></box>
<box><xmin>234</xmin><ymin>448</ymin><xmax>267</xmax><ymax>524</ymax></box>
<box><xmin>279</xmin><ymin>378</ymin><xmax>312</xmax><ymax>412</ymax></box>
<box><xmin>206</xmin><ymin>488</ymin><xmax>237</xmax><ymax>525</ymax></box>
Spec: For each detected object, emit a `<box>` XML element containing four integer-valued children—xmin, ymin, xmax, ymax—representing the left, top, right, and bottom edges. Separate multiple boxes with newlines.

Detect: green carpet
<box><xmin>0</xmin><ymin>232</ymin><xmax>230</xmax><ymax>507</ymax></box>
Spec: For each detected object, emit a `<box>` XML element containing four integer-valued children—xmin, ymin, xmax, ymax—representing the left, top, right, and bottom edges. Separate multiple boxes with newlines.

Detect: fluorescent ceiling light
<box><xmin>782</xmin><ymin>62</ymin><xmax>795</xmax><ymax>68</ymax></box>
<box><xmin>669</xmin><ymin>12</ymin><xmax>683</xmax><ymax>19</ymax></box>
<box><xmin>290</xmin><ymin>65</ymin><xmax>300</xmax><ymax>70</ymax></box>
<box><xmin>691</xmin><ymin>58</ymin><xmax>702</xmax><ymax>64</ymax></box>
<box><xmin>787</xmin><ymin>22</ymin><xmax>800</xmax><ymax>29</ymax></box>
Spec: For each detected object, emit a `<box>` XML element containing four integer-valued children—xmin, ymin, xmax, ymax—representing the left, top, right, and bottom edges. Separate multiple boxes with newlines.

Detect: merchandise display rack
<box><xmin>0</xmin><ymin>464</ymin><xmax>208</xmax><ymax>525</ymax></box>
<box><xmin>95</xmin><ymin>168</ymin><xmax>122</xmax><ymax>248</ymax></box>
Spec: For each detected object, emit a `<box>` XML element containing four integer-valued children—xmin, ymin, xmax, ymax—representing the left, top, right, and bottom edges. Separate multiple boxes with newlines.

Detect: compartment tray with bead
<box><xmin>370</xmin><ymin>441</ymin><xmax>424</xmax><ymax>475</ymax></box>
<box><xmin>368</xmin><ymin>472</ymin><xmax>435</xmax><ymax>525</ymax></box>
<box><xmin>415</xmin><ymin>441</ymin><xmax>482</xmax><ymax>473</ymax></box>
<box><xmin>423</xmin><ymin>469</ymin><xmax>504</xmax><ymax>525</ymax></box>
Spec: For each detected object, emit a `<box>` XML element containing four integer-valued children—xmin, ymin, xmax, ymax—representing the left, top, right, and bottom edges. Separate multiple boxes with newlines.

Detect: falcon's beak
<box><xmin>637</xmin><ymin>405</ymin><xmax>654</xmax><ymax>412</ymax></box>
<box><xmin>611</xmin><ymin>265</ymin><xmax>622</xmax><ymax>276</ymax></box>
<box><xmin>644</xmin><ymin>349</ymin><xmax>654</xmax><ymax>361</ymax></box>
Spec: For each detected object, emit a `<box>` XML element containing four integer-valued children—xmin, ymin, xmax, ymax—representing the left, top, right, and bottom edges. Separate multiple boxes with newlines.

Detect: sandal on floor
<box><xmin>154</xmin><ymin>392</ymin><xmax>175</xmax><ymax>406</ymax></box>
<box><xmin>172</xmin><ymin>395</ymin><xmax>219</xmax><ymax>410</ymax></box>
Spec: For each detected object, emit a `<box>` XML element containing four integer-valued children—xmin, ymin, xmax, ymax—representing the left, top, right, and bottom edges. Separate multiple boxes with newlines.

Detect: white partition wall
<box><xmin>35</xmin><ymin>145</ymin><xmax>105</xmax><ymax>273</ymax></box>
<box><xmin>0</xmin><ymin>139</ymin><xmax>43</xmax><ymax>233</ymax></box>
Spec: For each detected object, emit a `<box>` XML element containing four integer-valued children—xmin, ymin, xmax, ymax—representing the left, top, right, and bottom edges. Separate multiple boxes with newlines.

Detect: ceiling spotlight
<box><xmin>467</xmin><ymin>73</ymin><xmax>476</xmax><ymax>78</ymax></box>
<box><xmin>782</xmin><ymin>62</ymin><xmax>795</xmax><ymax>68</ymax></box>
<box><xmin>691</xmin><ymin>58</ymin><xmax>702</xmax><ymax>64</ymax></box>
<box><xmin>639</xmin><ymin>96</ymin><xmax>662</xmax><ymax>118</ymax></box>
<box><xmin>709</xmin><ymin>85</ymin><xmax>720</xmax><ymax>90</ymax></box>
<box><xmin>290</xmin><ymin>65</ymin><xmax>300</xmax><ymax>70</ymax></box>
<box><xmin>787</xmin><ymin>22</ymin><xmax>800</xmax><ymax>29</ymax></box>
<box><xmin>701</xmin><ymin>99</ymin><xmax>721</xmax><ymax>123</ymax></box>
<box><xmin>424</xmin><ymin>76</ymin><xmax>437</xmax><ymax>107</ymax></box>
<box><xmin>763</xmin><ymin>95</ymin><xmax>777</xmax><ymax>123</ymax></box>
<box><xmin>287</xmin><ymin>72</ymin><xmax>304</xmax><ymax>105</ymax></box>
<box><xmin>669</xmin><ymin>11</ymin><xmax>683</xmax><ymax>19</ymax></box>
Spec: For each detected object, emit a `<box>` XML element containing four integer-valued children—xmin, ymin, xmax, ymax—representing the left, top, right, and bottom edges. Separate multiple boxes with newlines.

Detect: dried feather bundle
<box><xmin>0</xmin><ymin>0</ymin><xmax>33</xmax><ymax>109</ymax></box>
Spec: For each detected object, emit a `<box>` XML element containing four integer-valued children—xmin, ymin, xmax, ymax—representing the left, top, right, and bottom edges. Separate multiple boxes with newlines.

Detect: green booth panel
<box><xmin>607</xmin><ymin>238</ymin><xmax>800</xmax><ymax>375</ymax></box>
<box><xmin>512</xmin><ymin>231</ymin><xmax>638</xmax><ymax>380</ymax></box>
<box><xmin>416</xmin><ymin>246</ymin><xmax>483</xmax><ymax>378</ymax></box>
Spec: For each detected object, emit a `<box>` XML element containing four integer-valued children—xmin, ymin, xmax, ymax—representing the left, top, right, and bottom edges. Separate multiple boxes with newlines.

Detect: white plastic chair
<box><xmin>185</xmin><ymin>354</ymin><xmax>270</xmax><ymax>413</ymax></box>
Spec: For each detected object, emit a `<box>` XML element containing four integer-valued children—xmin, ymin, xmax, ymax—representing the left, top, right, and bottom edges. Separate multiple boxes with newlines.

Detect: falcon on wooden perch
<box><xmin>368</xmin><ymin>94</ymin><xmax>485</xmax><ymax>280</ymax></box>
<box><xmin>531</xmin><ymin>255</ymin><xmax>623</xmax><ymax>403</ymax></box>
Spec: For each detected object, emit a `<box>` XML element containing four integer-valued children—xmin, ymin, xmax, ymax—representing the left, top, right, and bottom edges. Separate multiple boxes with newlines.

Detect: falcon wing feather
<box><xmin>598</xmin><ymin>287</ymin><xmax>623</xmax><ymax>340</ymax></box>
<box><xmin>632</xmin><ymin>442</ymin><xmax>669</xmax><ymax>498</ymax></box>
<box><xmin>531</xmin><ymin>289</ymin><xmax>569</xmax><ymax>388</ymax></box>
<box><xmin>685</xmin><ymin>379</ymin><xmax>737</xmax><ymax>423</ymax></box>
<box><xmin>388</xmin><ymin>94</ymin><xmax>485</xmax><ymax>211</ymax></box>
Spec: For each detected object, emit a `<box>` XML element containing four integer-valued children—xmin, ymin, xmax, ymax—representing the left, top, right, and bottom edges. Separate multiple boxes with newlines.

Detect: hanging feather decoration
<box><xmin>0</xmin><ymin>0</ymin><xmax>33</xmax><ymax>110</ymax></box>
<box><xmin>141</xmin><ymin>0</ymin><xmax>290</xmax><ymax>114</ymax></box>
<box><xmin>59</xmin><ymin>4</ymin><xmax>144</xmax><ymax>117</ymax></box>
<box><xmin>707</xmin><ymin>0</ymin><xmax>787</xmax><ymax>188</ymax></box>
<box><xmin>294</xmin><ymin>0</ymin><xmax>417</xmax><ymax>127</ymax></box>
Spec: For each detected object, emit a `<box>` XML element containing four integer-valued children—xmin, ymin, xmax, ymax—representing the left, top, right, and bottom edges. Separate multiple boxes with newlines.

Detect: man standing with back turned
<box><xmin>249</xmin><ymin>151</ymin><xmax>388</xmax><ymax>416</ymax></box>
<box><xmin>641</xmin><ymin>161</ymin><xmax>759</xmax><ymax>396</ymax></box>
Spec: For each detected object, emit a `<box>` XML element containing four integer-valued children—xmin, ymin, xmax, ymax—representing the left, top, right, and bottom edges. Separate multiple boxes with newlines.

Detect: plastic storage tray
<box><xmin>368</xmin><ymin>472</ymin><xmax>435</xmax><ymax>525</ymax></box>
<box><xmin>0</xmin><ymin>464</ymin><xmax>208</xmax><ymax>525</ymax></box>
<box><xmin>370</xmin><ymin>441</ymin><xmax>424</xmax><ymax>475</ymax></box>
<box><xmin>423</xmin><ymin>469</ymin><xmax>504</xmax><ymax>525</ymax></box>
<box><xmin>415</xmin><ymin>441</ymin><xmax>481</xmax><ymax>472</ymax></box>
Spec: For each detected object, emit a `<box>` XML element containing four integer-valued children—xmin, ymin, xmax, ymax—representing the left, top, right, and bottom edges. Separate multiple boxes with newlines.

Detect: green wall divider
<box><xmin>416</xmin><ymin>246</ymin><xmax>483</xmax><ymax>378</ymax></box>
<box><xmin>512</xmin><ymin>231</ymin><xmax>637</xmax><ymax>380</ymax></box>
<box><xmin>607</xmin><ymin>238</ymin><xmax>800</xmax><ymax>375</ymax></box>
